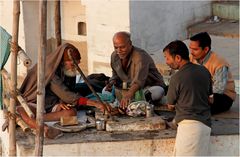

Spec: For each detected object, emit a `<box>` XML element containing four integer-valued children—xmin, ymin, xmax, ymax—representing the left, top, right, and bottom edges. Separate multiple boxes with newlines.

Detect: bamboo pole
<box><xmin>2</xmin><ymin>98</ymin><xmax>30</xmax><ymax>132</ymax></box>
<box><xmin>54</xmin><ymin>0</ymin><xmax>61</xmax><ymax>46</ymax></box>
<box><xmin>16</xmin><ymin>94</ymin><xmax>34</xmax><ymax>118</ymax></box>
<box><xmin>1</xmin><ymin>70</ymin><xmax>30</xmax><ymax>133</ymax></box>
<box><xmin>35</xmin><ymin>0</ymin><xmax>47</xmax><ymax>156</ymax></box>
<box><xmin>1</xmin><ymin>69</ymin><xmax>35</xmax><ymax>118</ymax></box>
<box><xmin>9</xmin><ymin>0</ymin><xmax>20</xmax><ymax>156</ymax></box>
<box><xmin>67</xmin><ymin>51</ymin><xmax>110</xmax><ymax>116</ymax></box>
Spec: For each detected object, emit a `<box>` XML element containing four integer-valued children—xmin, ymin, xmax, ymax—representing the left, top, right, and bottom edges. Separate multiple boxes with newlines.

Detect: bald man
<box><xmin>104</xmin><ymin>31</ymin><xmax>166</xmax><ymax>109</ymax></box>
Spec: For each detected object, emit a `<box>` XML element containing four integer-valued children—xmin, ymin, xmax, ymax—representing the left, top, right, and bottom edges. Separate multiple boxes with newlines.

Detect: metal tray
<box><xmin>53</xmin><ymin>116</ymin><xmax>96</xmax><ymax>132</ymax></box>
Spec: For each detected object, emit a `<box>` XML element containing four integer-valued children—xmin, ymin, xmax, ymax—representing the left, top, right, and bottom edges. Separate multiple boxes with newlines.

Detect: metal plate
<box><xmin>53</xmin><ymin>116</ymin><xmax>96</xmax><ymax>132</ymax></box>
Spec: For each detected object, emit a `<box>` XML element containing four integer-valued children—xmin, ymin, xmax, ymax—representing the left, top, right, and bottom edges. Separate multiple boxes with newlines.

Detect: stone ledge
<box><xmin>187</xmin><ymin>19</ymin><xmax>239</xmax><ymax>38</ymax></box>
<box><xmin>106</xmin><ymin>116</ymin><xmax>166</xmax><ymax>132</ymax></box>
<box><xmin>213</xmin><ymin>2</ymin><xmax>239</xmax><ymax>21</ymax></box>
<box><xmin>14</xmin><ymin>129</ymin><xmax>239</xmax><ymax>156</ymax></box>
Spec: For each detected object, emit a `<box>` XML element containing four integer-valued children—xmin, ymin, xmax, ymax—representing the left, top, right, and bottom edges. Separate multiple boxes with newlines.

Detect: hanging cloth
<box><xmin>0</xmin><ymin>26</ymin><xmax>11</xmax><ymax>109</ymax></box>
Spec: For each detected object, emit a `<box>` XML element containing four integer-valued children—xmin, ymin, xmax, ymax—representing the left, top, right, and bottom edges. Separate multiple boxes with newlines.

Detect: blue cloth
<box><xmin>86</xmin><ymin>93</ymin><xmax>115</xmax><ymax>103</ymax></box>
<box><xmin>0</xmin><ymin>26</ymin><xmax>12</xmax><ymax>109</ymax></box>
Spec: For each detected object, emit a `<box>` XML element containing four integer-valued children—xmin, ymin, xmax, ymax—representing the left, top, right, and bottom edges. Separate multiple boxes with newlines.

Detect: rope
<box><xmin>9</xmin><ymin>41</ymin><xmax>20</xmax><ymax>53</ymax></box>
<box><xmin>7</xmin><ymin>111</ymin><xmax>17</xmax><ymax>120</ymax></box>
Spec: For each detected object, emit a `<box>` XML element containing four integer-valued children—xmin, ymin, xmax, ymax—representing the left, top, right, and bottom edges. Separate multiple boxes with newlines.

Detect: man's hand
<box><xmin>120</xmin><ymin>83</ymin><xmax>139</xmax><ymax>109</ymax></box>
<box><xmin>167</xmin><ymin>104</ymin><xmax>175</xmax><ymax>111</ymax></box>
<box><xmin>120</xmin><ymin>91</ymin><xmax>133</xmax><ymax>110</ymax></box>
<box><xmin>105</xmin><ymin>80</ymin><xmax>116</xmax><ymax>92</ymax></box>
<box><xmin>52</xmin><ymin>103</ymin><xmax>71</xmax><ymax>112</ymax></box>
<box><xmin>88</xmin><ymin>100</ymin><xmax>113</xmax><ymax>113</ymax></box>
<box><xmin>99</xmin><ymin>103</ymin><xmax>113</xmax><ymax>113</ymax></box>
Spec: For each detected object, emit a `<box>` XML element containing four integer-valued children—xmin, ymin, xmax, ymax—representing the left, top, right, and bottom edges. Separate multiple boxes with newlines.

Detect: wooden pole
<box><xmin>35</xmin><ymin>0</ymin><xmax>47</xmax><ymax>156</ymax></box>
<box><xmin>9</xmin><ymin>0</ymin><xmax>20</xmax><ymax>156</ymax></box>
<box><xmin>54</xmin><ymin>0</ymin><xmax>61</xmax><ymax>46</ymax></box>
<box><xmin>67</xmin><ymin>52</ymin><xmax>110</xmax><ymax>116</ymax></box>
<box><xmin>1</xmin><ymin>69</ymin><xmax>31</xmax><ymax>133</ymax></box>
<box><xmin>1</xmin><ymin>69</ymin><xmax>35</xmax><ymax>118</ymax></box>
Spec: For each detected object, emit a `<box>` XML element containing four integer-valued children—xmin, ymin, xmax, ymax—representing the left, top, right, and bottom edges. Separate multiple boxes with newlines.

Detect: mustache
<box><xmin>63</xmin><ymin>68</ymin><xmax>79</xmax><ymax>77</ymax></box>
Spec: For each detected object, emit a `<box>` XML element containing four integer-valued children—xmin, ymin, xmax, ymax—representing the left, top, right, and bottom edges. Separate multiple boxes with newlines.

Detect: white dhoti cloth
<box><xmin>173</xmin><ymin>119</ymin><xmax>211</xmax><ymax>156</ymax></box>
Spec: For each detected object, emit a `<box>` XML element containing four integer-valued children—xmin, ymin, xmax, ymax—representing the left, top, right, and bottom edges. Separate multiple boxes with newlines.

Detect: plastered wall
<box><xmin>1</xmin><ymin>0</ymin><xmax>212</xmax><ymax>77</ymax></box>
<box><xmin>83</xmin><ymin>0</ymin><xmax>211</xmax><ymax>75</ymax></box>
<box><xmin>82</xmin><ymin>0</ymin><xmax>130</xmax><ymax>76</ymax></box>
<box><xmin>130</xmin><ymin>1</ymin><xmax>212</xmax><ymax>63</ymax></box>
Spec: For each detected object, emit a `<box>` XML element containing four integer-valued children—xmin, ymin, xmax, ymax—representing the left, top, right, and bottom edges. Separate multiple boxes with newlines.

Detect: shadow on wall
<box><xmin>129</xmin><ymin>1</ymin><xmax>211</xmax><ymax>63</ymax></box>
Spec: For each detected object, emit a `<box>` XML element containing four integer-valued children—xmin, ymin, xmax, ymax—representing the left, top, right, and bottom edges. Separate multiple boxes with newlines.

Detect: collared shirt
<box><xmin>196</xmin><ymin>51</ymin><xmax>228</xmax><ymax>94</ymax></box>
<box><xmin>110</xmin><ymin>46</ymin><xmax>166</xmax><ymax>89</ymax></box>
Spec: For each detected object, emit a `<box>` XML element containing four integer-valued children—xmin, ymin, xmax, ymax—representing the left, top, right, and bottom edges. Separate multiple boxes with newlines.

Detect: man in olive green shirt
<box><xmin>104</xmin><ymin>31</ymin><xmax>166</xmax><ymax>109</ymax></box>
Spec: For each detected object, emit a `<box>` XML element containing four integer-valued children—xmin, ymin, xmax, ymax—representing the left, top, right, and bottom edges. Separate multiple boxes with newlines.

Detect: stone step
<box><xmin>187</xmin><ymin>19</ymin><xmax>239</xmax><ymax>38</ymax></box>
<box><xmin>213</xmin><ymin>1</ymin><xmax>239</xmax><ymax>20</ymax></box>
<box><xmin>187</xmin><ymin>1</ymin><xmax>239</xmax><ymax>38</ymax></box>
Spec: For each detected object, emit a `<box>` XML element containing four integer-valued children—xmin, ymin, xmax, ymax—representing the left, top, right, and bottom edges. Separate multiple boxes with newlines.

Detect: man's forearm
<box><xmin>86</xmin><ymin>99</ymin><xmax>98</xmax><ymax>107</ymax></box>
<box><xmin>78</xmin><ymin>98</ymin><xmax>100</xmax><ymax>108</ymax></box>
<box><xmin>127</xmin><ymin>83</ymin><xmax>140</xmax><ymax>99</ymax></box>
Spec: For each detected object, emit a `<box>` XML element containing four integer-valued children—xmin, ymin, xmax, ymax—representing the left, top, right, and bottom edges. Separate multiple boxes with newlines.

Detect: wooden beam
<box><xmin>9</xmin><ymin>0</ymin><xmax>20</xmax><ymax>156</ymax></box>
<box><xmin>2</xmin><ymin>97</ymin><xmax>30</xmax><ymax>132</ymax></box>
<box><xmin>1</xmin><ymin>69</ymin><xmax>35</xmax><ymax>118</ymax></box>
<box><xmin>35</xmin><ymin>0</ymin><xmax>47</xmax><ymax>156</ymax></box>
<box><xmin>54</xmin><ymin>0</ymin><xmax>61</xmax><ymax>46</ymax></box>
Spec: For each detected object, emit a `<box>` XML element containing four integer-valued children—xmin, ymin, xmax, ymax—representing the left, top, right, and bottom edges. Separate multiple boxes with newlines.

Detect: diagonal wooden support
<box><xmin>2</xmin><ymin>96</ymin><xmax>30</xmax><ymax>132</ymax></box>
<box><xmin>67</xmin><ymin>50</ymin><xmax>111</xmax><ymax>117</ymax></box>
<box><xmin>1</xmin><ymin>68</ymin><xmax>35</xmax><ymax>118</ymax></box>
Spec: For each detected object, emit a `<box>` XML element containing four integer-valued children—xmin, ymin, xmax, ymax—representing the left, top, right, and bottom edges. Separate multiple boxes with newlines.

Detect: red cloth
<box><xmin>78</xmin><ymin>97</ymin><xmax>88</xmax><ymax>106</ymax></box>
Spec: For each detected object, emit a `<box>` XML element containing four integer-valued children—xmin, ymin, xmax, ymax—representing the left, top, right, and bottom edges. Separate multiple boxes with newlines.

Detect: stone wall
<box><xmin>130</xmin><ymin>1</ymin><xmax>212</xmax><ymax>64</ymax></box>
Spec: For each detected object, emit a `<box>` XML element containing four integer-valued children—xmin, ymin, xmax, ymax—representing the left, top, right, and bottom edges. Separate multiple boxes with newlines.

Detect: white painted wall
<box><xmin>1</xmin><ymin>0</ymin><xmax>212</xmax><ymax>77</ymax></box>
<box><xmin>130</xmin><ymin>1</ymin><xmax>212</xmax><ymax>64</ymax></box>
<box><xmin>83</xmin><ymin>0</ymin><xmax>211</xmax><ymax>75</ymax></box>
<box><xmin>0</xmin><ymin>0</ymin><xmax>87</xmax><ymax>76</ymax></box>
<box><xmin>61</xmin><ymin>0</ymin><xmax>86</xmax><ymax>42</ymax></box>
<box><xmin>82</xmin><ymin>0</ymin><xmax>130</xmax><ymax>76</ymax></box>
<box><xmin>0</xmin><ymin>0</ymin><xmax>27</xmax><ymax>78</ymax></box>
<box><xmin>0</xmin><ymin>1</ymin><xmax>56</xmax><ymax>77</ymax></box>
